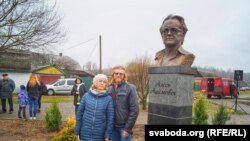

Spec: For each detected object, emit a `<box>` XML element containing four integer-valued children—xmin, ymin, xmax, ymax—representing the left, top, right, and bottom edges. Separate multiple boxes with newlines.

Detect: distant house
<box><xmin>0</xmin><ymin>49</ymin><xmax>31</xmax><ymax>70</ymax></box>
<box><xmin>0</xmin><ymin>70</ymin><xmax>31</xmax><ymax>93</ymax></box>
<box><xmin>32</xmin><ymin>65</ymin><xmax>65</xmax><ymax>84</ymax></box>
<box><xmin>0</xmin><ymin>49</ymin><xmax>92</xmax><ymax>92</ymax></box>
<box><xmin>0</xmin><ymin>49</ymin><xmax>31</xmax><ymax>92</ymax></box>
<box><xmin>31</xmin><ymin>52</ymin><xmax>82</xmax><ymax>71</ymax></box>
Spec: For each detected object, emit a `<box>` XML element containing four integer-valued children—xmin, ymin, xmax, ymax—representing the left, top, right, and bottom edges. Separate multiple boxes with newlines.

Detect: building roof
<box><xmin>0</xmin><ymin>49</ymin><xmax>81</xmax><ymax>72</ymax></box>
<box><xmin>0</xmin><ymin>49</ymin><xmax>31</xmax><ymax>71</ymax></box>
<box><xmin>70</xmin><ymin>70</ymin><xmax>95</xmax><ymax>77</ymax></box>
<box><xmin>193</xmin><ymin>68</ymin><xmax>217</xmax><ymax>77</ymax></box>
<box><xmin>0</xmin><ymin>49</ymin><xmax>31</xmax><ymax>54</ymax></box>
<box><xmin>32</xmin><ymin>65</ymin><xmax>65</xmax><ymax>75</ymax></box>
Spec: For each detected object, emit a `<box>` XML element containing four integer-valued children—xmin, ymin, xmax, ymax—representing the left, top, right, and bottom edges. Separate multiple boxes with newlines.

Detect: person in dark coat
<box><xmin>37</xmin><ymin>75</ymin><xmax>47</xmax><ymax>113</ymax></box>
<box><xmin>0</xmin><ymin>73</ymin><xmax>15</xmax><ymax>114</ymax></box>
<box><xmin>74</xmin><ymin>74</ymin><xmax>114</xmax><ymax>141</ymax></box>
<box><xmin>107</xmin><ymin>65</ymin><xmax>139</xmax><ymax>141</ymax></box>
<box><xmin>26</xmin><ymin>74</ymin><xmax>40</xmax><ymax>120</ymax></box>
<box><xmin>230</xmin><ymin>82</ymin><xmax>238</xmax><ymax>98</ymax></box>
<box><xmin>71</xmin><ymin>78</ymin><xmax>87</xmax><ymax>116</ymax></box>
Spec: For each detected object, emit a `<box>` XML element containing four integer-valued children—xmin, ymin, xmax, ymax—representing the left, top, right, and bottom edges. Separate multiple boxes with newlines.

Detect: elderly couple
<box><xmin>74</xmin><ymin>65</ymin><xmax>139</xmax><ymax>141</ymax></box>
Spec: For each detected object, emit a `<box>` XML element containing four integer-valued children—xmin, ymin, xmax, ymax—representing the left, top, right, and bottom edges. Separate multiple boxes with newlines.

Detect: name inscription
<box><xmin>150</xmin><ymin>81</ymin><xmax>176</xmax><ymax>95</ymax></box>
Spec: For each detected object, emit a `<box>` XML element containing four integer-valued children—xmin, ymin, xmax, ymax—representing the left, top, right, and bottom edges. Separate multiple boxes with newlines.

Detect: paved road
<box><xmin>0</xmin><ymin>103</ymin><xmax>75</xmax><ymax>121</ymax></box>
<box><xmin>0</xmin><ymin>94</ymin><xmax>249</xmax><ymax>125</ymax></box>
<box><xmin>0</xmin><ymin>102</ymin><xmax>148</xmax><ymax>125</ymax></box>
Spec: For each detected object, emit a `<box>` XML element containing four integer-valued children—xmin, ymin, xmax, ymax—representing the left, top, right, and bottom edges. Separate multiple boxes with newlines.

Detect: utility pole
<box><xmin>99</xmin><ymin>35</ymin><xmax>102</xmax><ymax>73</ymax></box>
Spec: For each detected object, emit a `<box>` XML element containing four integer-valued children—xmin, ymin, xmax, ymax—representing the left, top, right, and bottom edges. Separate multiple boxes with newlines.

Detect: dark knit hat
<box><xmin>20</xmin><ymin>85</ymin><xmax>26</xmax><ymax>90</ymax></box>
<box><xmin>2</xmin><ymin>73</ymin><xmax>8</xmax><ymax>77</ymax></box>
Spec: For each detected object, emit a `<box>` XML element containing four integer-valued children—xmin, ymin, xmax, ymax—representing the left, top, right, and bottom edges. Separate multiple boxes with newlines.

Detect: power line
<box><xmin>86</xmin><ymin>41</ymin><xmax>99</xmax><ymax>63</ymax></box>
<box><xmin>63</xmin><ymin>36</ymin><xmax>99</xmax><ymax>51</ymax></box>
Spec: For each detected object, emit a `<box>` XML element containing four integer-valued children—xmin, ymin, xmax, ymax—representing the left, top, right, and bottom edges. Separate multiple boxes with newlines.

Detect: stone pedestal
<box><xmin>147</xmin><ymin>66</ymin><xmax>196</xmax><ymax>125</ymax></box>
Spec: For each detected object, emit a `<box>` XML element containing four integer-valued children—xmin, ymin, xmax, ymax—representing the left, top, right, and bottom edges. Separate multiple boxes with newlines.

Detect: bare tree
<box><xmin>102</xmin><ymin>65</ymin><xmax>113</xmax><ymax>77</ymax></box>
<box><xmin>54</xmin><ymin>56</ymin><xmax>81</xmax><ymax>71</ymax></box>
<box><xmin>0</xmin><ymin>0</ymin><xmax>65</xmax><ymax>52</ymax></box>
<box><xmin>126</xmin><ymin>54</ymin><xmax>152</xmax><ymax>110</ymax></box>
<box><xmin>31</xmin><ymin>53</ymin><xmax>81</xmax><ymax>71</ymax></box>
<box><xmin>84</xmin><ymin>61</ymin><xmax>99</xmax><ymax>74</ymax></box>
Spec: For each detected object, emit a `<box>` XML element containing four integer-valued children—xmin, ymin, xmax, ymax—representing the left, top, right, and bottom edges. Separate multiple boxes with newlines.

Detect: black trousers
<box><xmin>18</xmin><ymin>106</ymin><xmax>26</xmax><ymax>118</ymax></box>
<box><xmin>38</xmin><ymin>94</ymin><xmax>42</xmax><ymax>110</ymax></box>
<box><xmin>1</xmin><ymin>98</ymin><xmax>13</xmax><ymax>112</ymax></box>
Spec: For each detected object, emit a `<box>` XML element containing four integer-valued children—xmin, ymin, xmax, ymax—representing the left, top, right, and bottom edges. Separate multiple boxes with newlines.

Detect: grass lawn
<box><xmin>12</xmin><ymin>94</ymin><xmax>73</xmax><ymax>104</ymax></box>
<box><xmin>205</xmin><ymin>99</ymin><xmax>245</xmax><ymax>115</ymax></box>
<box><xmin>239</xmin><ymin>90</ymin><xmax>250</xmax><ymax>94</ymax></box>
<box><xmin>193</xmin><ymin>92</ymin><xmax>245</xmax><ymax>115</ymax></box>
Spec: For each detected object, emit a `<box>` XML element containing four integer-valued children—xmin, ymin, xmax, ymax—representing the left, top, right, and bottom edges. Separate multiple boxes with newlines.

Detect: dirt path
<box><xmin>0</xmin><ymin>120</ymin><xmax>56</xmax><ymax>141</ymax></box>
<box><xmin>0</xmin><ymin>119</ymin><xmax>144</xmax><ymax>141</ymax></box>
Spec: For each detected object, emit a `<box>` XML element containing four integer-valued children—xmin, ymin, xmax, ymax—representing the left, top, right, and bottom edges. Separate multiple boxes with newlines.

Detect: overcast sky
<box><xmin>54</xmin><ymin>0</ymin><xmax>250</xmax><ymax>73</ymax></box>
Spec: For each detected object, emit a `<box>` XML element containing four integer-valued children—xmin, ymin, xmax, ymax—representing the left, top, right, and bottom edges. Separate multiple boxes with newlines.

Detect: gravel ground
<box><xmin>0</xmin><ymin>96</ymin><xmax>249</xmax><ymax>124</ymax></box>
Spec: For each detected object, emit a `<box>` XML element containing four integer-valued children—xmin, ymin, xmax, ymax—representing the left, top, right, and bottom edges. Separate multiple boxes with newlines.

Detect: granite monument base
<box><xmin>147</xmin><ymin>66</ymin><xmax>196</xmax><ymax>125</ymax></box>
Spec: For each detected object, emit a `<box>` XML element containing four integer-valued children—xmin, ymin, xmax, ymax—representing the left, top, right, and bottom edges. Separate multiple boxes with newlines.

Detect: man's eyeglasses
<box><xmin>162</xmin><ymin>28</ymin><xmax>183</xmax><ymax>35</ymax></box>
<box><xmin>114</xmin><ymin>72</ymin><xmax>124</xmax><ymax>76</ymax></box>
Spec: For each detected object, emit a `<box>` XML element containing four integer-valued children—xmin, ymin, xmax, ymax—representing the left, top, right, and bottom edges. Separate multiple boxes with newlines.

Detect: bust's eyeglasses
<box><xmin>162</xmin><ymin>28</ymin><xmax>183</xmax><ymax>35</ymax></box>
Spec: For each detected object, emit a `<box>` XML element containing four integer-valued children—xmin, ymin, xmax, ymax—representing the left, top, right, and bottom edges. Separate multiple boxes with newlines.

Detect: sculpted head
<box><xmin>160</xmin><ymin>14</ymin><xmax>188</xmax><ymax>48</ymax></box>
<box><xmin>155</xmin><ymin>14</ymin><xmax>195</xmax><ymax>67</ymax></box>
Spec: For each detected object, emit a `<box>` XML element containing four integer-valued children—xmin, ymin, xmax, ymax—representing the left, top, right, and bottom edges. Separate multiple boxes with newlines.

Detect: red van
<box><xmin>200</xmin><ymin>77</ymin><xmax>239</xmax><ymax>99</ymax></box>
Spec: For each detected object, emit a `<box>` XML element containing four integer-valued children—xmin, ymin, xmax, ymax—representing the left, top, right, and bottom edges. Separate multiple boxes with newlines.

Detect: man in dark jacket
<box><xmin>0</xmin><ymin>73</ymin><xmax>15</xmax><ymax>114</ymax></box>
<box><xmin>107</xmin><ymin>65</ymin><xmax>139</xmax><ymax>141</ymax></box>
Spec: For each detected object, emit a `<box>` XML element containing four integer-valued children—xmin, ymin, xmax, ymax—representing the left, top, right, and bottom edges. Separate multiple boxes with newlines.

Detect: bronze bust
<box><xmin>155</xmin><ymin>14</ymin><xmax>195</xmax><ymax>67</ymax></box>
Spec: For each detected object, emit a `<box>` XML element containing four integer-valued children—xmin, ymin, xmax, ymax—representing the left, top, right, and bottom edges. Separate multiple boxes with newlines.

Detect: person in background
<box><xmin>75</xmin><ymin>74</ymin><xmax>114</xmax><ymax>141</ymax></box>
<box><xmin>18</xmin><ymin>85</ymin><xmax>28</xmax><ymax>120</ymax></box>
<box><xmin>230</xmin><ymin>82</ymin><xmax>238</xmax><ymax>98</ymax></box>
<box><xmin>71</xmin><ymin>78</ymin><xmax>87</xmax><ymax>116</ymax></box>
<box><xmin>26</xmin><ymin>74</ymin><xmax>40</xmax><ymax>120</ymax></box>
<box><xmin>107</xmin><ymin>65</ymin><xmax>139</xmax><ymax>141</ymax></box>
<box><xmin>37</xmin><ymin>75</ymin><xmax>47</xmax><ymax>113</ymax></box>
<box><xmin>0</xmin><ymin>73</ymin><xmax>15</xmax><ymax>114</ymax></box>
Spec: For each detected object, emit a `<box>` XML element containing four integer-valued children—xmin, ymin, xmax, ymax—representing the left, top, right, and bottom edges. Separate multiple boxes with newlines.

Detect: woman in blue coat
<box><xmin>75</xmin><ymin>74</ymin><xmax>114</xmax><ymax>141</ymax></box>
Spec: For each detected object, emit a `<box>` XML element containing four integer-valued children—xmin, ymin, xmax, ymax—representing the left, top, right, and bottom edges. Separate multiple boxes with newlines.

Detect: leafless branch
<box><xmin>126</xmin><ymin>54</ymin><xmax>153</xmax><ymax>110</ymax></box>
<box><xmin>0</xmin><ymin>0</ymin><xmax>66</xmax><ymax>52</ymax></box>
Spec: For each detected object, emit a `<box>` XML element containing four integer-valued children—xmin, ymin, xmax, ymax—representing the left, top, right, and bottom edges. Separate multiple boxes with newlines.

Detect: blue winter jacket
<box><xmin>74</xmin><ymin>90</ymin><xmax>114</xmax><ymax>141</ymax></box>
<box><xmin>18</xmin><ymin>89</ymin><xmax>28</xmax><ymax>107</ymax></box>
